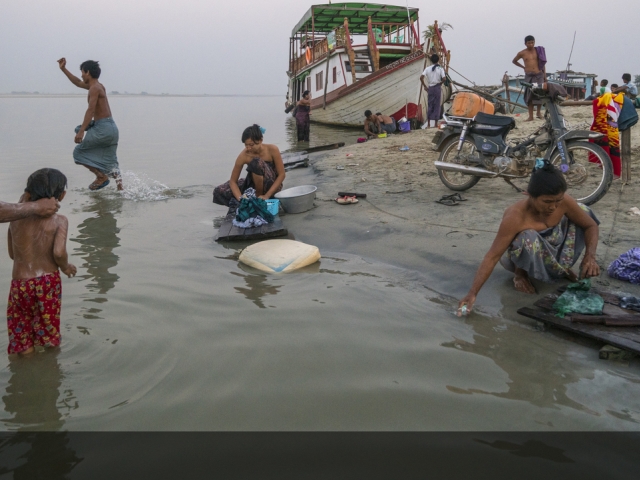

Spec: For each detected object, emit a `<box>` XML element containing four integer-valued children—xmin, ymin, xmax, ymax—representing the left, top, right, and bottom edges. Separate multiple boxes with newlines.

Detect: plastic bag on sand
<box><xmin>552</xmin><ymin>279</ymin><xmax>604</xmax><ymax>318</ymax></box>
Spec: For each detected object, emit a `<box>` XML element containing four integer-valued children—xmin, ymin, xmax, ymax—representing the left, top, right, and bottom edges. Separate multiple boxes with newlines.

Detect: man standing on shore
<box><xmin>57</xmin><ymin>58</ymin><xmax>123</xmax><ymax>191</ymax></box>
<box><xmin>420</xmin><ymin>54</ymin><xmax>446</xmax><ymax>128</ymax></box>
<box><xmin>512</xmin><ymin>36</ymin><xmax>547</xmax><ymax>121</ymax></box>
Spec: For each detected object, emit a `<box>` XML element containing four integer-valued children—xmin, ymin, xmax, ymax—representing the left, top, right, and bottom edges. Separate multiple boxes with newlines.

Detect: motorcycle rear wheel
<box><xmin>549</xmin><ymin>141</ymin><xmax>613</xmax><ymax>205</ymax></box>
<box><xmin>436</xmin><ymin>136</ymin><xmax>482</xmax><ymax>191</ymax></box>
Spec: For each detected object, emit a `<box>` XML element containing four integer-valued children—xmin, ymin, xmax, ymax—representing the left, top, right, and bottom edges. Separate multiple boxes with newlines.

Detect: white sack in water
<box><xmin>239</xmin><ymin>239</ymin><xmax>321</xmax><ymax>273</ymax></box>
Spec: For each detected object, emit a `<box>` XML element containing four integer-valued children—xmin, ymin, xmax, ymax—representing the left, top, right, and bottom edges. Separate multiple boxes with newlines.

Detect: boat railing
<box><xmin>289</xmin><ymin>26</ymin><xmax>348</xmax><ymax>73</ymax></box>
<box><xmin>369</xmin><ymin>22</ymin><xmax>413</xmax><ymax>45</ymax></box>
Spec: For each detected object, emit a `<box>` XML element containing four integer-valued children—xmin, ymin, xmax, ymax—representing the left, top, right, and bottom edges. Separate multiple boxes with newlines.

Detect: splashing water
<box><xmin>76</xmin><ymin>171</ymin><xmax>196</xmax><ymax>202</ymax></box>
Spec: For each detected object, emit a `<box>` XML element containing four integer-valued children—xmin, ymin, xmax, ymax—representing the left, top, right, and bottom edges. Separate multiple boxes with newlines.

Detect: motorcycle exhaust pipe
<box><xmin>434</xmin><ymin>161</ymin><xmax>499</xmax><ymax>178</ymax></box>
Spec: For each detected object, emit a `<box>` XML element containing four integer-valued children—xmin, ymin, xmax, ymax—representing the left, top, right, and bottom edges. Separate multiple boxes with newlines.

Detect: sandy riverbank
<box><xmin>282</xmin><ymin>106</ymin><xmax>640</xmax><ymax>321</ymax></box>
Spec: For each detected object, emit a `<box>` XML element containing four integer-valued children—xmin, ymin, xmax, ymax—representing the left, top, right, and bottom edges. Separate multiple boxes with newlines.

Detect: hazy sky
<box><xmin>1</xmin><ymin>0</ymin><xmax>637</xmax><ymax>94</ymax></box>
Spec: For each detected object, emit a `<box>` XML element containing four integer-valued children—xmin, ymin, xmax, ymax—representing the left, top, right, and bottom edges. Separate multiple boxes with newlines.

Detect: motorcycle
<box><xmin>431</xmin><ymin>82</ymin><xmax>613</xmax><ymax>205</ymax></box>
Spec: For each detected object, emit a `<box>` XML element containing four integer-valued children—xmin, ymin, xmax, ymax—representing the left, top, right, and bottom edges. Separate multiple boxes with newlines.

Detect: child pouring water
<box><xmin>6</xmin><ymin>169</ymin><xmax>76</xmax><ymax>355</ymax></box>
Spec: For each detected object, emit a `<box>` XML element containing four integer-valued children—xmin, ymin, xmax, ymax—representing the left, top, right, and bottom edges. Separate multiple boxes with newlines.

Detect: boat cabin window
<box><xmin>345</xmin><ymin>61</ymin><xmax>371</xmax><ymax>73</ymax></box>
<box><xmin>316</xmin><ymin>71</ymin><xmax>324</xmax><ymax>91</ymax></box>
<box><xmin>333</xmin><ymin>67</ymin><xmax>337</xmax><ymax>84</ymax></box>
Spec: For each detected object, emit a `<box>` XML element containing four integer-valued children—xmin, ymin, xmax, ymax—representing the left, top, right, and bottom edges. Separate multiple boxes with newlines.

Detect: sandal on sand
<box><xmin>89</xmin><ymin>179</ymin><xmax>110</xmax><ymax>191</ymax></box>
<box><xmin>335</xmin><ymin>196</ymin><xmax>358</xmax><ymax>205</ymax></box>
<box><xmin>435</xmin><ymin>198</ymin><xmax>459</xmax><ymax>206</ymax></box>
<box><xmin>441</xmin><ymin>193</ymin><xmax>467</xmax><ymax>202</ymax></box>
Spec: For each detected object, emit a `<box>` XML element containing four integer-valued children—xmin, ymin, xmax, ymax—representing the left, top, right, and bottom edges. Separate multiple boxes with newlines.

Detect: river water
<box><xmin>0</xmin><ymin>96</ymin><xmax>639</xmax><ymax>434</ymax></box>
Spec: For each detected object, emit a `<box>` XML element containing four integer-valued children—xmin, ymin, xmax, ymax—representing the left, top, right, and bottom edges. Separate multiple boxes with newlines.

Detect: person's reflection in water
<box><xmin>0</xmin><ymin>351</ymin><xmax>82</xmax><ymax>476</ymax></box>
<box><xmin>71</xmin><ymin>196</ymin><xmax>122</xmax><ymax>319</ymax></box>
<box><xmin>231</xmin><ymin>271</ymin><xmax>281</xmax><ymax>309</ymax></box>
<box><xmin>441</xmin><ymin>312</ymin><xmax>597</xmax><ymax>415</ymax></box>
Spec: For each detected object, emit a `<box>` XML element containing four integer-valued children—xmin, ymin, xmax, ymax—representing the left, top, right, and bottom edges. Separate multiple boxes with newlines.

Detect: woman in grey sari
<box><xmin>457</xmin><ymin>161</ymin><xmax>601</xmax><ymax>315</ymax></box>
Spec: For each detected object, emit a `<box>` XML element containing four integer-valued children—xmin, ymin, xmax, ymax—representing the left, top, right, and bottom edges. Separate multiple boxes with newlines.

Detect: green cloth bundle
<box><xmin>235</xmin><ymin>197</ymin><xmax>274</xmax><ymax>223</ymax></box>
<box><xmin>553</xmin><ymin>279</ymin><xmax>604</xmax><ymax>318</ymax></box>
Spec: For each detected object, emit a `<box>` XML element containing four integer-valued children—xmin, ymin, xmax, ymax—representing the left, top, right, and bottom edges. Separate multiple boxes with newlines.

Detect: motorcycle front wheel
<box><xmin>436</xmin><ymin>136</ymin><xmax>482</xmax><ymax>191</ymax></box>
<box><xmin>550</xmin><ymin>141</ymin><xmax>613</xmax><ymax>205</ymax></box>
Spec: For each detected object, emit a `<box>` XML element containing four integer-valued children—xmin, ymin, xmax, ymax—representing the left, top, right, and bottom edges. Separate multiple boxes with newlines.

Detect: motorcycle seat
<box><xmin>474</xmin><ymin>112</ymin><xmax>516</xmax><ymax>128</ymax></box>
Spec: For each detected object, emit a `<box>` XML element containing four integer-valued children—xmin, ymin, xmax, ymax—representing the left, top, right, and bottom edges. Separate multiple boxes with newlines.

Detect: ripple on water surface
<box><xmin>2</xmin><ymin>252</ymin><xmax>639</xmax><ymax>431</ymax></box>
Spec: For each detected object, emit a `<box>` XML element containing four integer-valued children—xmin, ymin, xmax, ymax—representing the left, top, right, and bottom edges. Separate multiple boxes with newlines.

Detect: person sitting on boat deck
<box><xmin>296</xmin><ymin>90</ymin><xmax>311</xmax><ymax>142</ymax></box>
<box><xmin>420</xmin><ymin>54</ymin><xmax>446</xmax><ymax>128</ymax></box>
<box><xmin>457</xmin><ymin>160</ymin><xmax>600</xmax><ymax>315</ymax></box>
<box><xmin>364</xmin><ymin>110</ymin><xmax>381</xmax><ymax>138</ymax></box>
<box><xmin>512</xmin><ymin>35</ymin><xmax>547</xmax><ymax>122</ymax></box>
<box><xmin>212</xmin><ymin>124</ymin><xmax>285</xmax><ymax>213</ymax></box>
<box><xmin>376</xmin><ymin>113</ymin><xmax>397</xmax><ymax>134</ymax></box>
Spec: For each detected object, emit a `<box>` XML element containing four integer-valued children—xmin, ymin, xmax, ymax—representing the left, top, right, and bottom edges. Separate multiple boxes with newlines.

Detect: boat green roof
<box><xmin>292</xmin><ymin>3</ymin><xmax>419</xmax><ymax>37</ymax></box>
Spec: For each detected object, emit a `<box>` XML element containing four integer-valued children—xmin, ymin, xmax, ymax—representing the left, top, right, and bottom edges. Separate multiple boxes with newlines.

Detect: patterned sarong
<box><xmin>499</xmin><ymin>205</ymin><xmax>599</xmax><ymax>282</ymax></box>
<box><xmin>427</xmin><ymin>84</ymin><xmax>442</xmax><ymax>121</ymax></box>
<box><xmin>589</xmin><ymin>93</ymin><xmax>624</xmax><ymax>177</ymax></box>
<box><xmin>524</xmin><ymin>71</ymin><xmax>546</xmax><ymax>106</ymax></box>
<box><xmin>296</xmin><ymin>105</ymin><xmax>310</xmax><ymax>142</ymax></box>
<box><xmin>213</xmin><ymin>158</ymin><xmax>282</xmax><ymax>207</ymax></box>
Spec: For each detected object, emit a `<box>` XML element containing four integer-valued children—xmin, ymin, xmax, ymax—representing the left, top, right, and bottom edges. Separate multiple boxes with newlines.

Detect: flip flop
<box><xmin>335</xmin><ymin>196</ymin><xmax>358</xmax><ymax>205</ymax></box>
<box><xmin>441</xmin><ymin>193</ymin><xmax>467</xmax><ymax>202</ymax></box>
<box><xmin>89</xmin><ymin>179</ymin><xmax>110</xmax><ymax>191</ymax></box>
<box><xmin>435</xmin><ymin>198</ymin><xmax>459</xmax><ymax>206</ymax></box>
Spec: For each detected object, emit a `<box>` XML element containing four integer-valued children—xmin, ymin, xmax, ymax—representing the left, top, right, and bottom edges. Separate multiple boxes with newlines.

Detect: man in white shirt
<box><xmin>420</xmin><ymin>54</ymin><xmax>446</xmax><ymax>128</ymax></box>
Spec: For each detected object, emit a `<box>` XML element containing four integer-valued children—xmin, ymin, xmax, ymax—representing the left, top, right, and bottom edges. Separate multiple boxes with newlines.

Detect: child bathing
<box><xmin>6</xmin><ymin>168</ymin><xmax>76</xmax><ymax>355</ymax></box>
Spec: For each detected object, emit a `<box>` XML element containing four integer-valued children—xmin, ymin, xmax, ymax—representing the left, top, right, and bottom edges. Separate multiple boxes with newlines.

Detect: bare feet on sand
<box><xmin>524</xmin><ymin>117</ymin><xmax>535</xmax><ymax>122</ymax></box>
<box><xmin>513</xmin><ymin>268</ymin><xmax>536</xmax><ymax>293</ymax></box>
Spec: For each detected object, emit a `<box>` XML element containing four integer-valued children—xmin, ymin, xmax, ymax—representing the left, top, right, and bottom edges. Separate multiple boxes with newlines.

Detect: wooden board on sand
<box><xmin>517</xmin><ymin>287</ymin><xmax>640</xmax><ymax>355</ymax></box>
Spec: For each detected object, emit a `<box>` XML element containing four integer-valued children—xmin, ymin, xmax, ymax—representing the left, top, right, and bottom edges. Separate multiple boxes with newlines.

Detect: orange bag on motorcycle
<box><xmin>449</xmin><ymin>92</ymin><xmax>495</xmax><ymax>118</ymax></box>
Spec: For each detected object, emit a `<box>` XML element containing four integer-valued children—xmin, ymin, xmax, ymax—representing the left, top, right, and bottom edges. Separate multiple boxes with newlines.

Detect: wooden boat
<box><xmin>286</xmin><ymin>3</ymin><xmax>451</xmax><ymax>127</ymax></box>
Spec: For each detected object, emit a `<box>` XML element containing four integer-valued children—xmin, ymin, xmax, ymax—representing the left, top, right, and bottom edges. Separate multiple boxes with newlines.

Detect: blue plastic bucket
<box><xmin>266</xmin><ymin>199</ymin><xmax>280</xmax><ymax>216</ymax></box>
<box><xmin>398</xmin><ymin>121</ymin><xmax>411</xmax><ymax>132</ymax></box>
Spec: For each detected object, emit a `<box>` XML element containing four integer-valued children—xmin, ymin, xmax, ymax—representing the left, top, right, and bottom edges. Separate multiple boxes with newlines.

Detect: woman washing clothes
<box><xmin>212</xmin><ymin>125</ymin><xmax>285</xmax><ymax>212</ymax></box>
<box><xmin>457</xmin><ymin>161</ymin><xmax>601</xmax><ymax>315</ymax></box>
<box><xmin>295</xmin><ymin>90</ymin><xmax>311</xmax><ymax>142</ymax></box>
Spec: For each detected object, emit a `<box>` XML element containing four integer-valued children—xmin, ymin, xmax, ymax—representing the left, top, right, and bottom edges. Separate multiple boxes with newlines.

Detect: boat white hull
<box><xmin>307</xmin><ymin>53</ymin><xmax>428</xmax><ymax>127</ymax></box>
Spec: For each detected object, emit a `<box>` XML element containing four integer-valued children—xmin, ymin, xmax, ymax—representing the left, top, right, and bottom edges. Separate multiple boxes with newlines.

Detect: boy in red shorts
<box><xmin>6</xmin><ymin>168</ymin><xmax>76</xmax><ymax>355</ymax></box>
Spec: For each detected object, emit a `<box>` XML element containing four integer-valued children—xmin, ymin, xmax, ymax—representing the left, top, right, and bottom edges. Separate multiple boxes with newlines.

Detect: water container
<box><xmin>265</xmin><ymin>199</ymin><xmax>280</xmax><ymax>216</ymax></box>
<box><xmin>398</xmin><ymin>120</ymin><xmax>411</xmax><ymax>132</ymax></box>
<box><xmin>449</xmin><ymin>92</ymin><xmax>495</xmax><ymax>118</ymax></box>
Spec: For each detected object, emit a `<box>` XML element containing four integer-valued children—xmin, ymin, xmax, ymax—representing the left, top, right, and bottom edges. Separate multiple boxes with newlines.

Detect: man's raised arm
<box><xmin>57</xmin><ymin>57</ymin><xmax>89</xmax><ymax>90</ymax></box>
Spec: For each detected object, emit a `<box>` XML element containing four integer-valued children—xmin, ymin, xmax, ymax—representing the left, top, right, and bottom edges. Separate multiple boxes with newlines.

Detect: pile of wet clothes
<box><xmin>553</xmin><ymin>279</ymin><xmax>604</xmax><ymax>318</ymax></box>
<box><xmin>608</xmin><ymin>247</ymin><xmax>640</xmax><ymax>285</ymax></box>
<box><xmin>231</xmin><ymin>188</ymin><xmax>274</xmax><ymax>228</ymax></box>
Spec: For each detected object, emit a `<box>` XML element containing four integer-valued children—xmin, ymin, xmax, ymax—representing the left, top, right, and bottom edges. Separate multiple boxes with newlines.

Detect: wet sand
<box><xmin>284</xmin><ymin>106</ymin><xmax>640</xmax><ymax>317</ymax></box>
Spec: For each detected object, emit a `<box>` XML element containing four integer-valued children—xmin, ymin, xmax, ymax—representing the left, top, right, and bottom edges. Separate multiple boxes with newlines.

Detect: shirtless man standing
<box><xmin>57</xmin><ymin>58</ymin><xmax>123</xmax><ymax>191</ymax></box>
<box><xmin>512</xmin><ymin>36</ymin><xmax>547</xmax><ymax>121</ymax></box>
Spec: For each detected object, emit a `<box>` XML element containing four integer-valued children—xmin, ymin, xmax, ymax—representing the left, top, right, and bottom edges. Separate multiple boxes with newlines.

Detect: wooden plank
<box><xmin>215</xmin><ymin>217</ymin><xmax>287</xmax><ymax>242</ymax></box>
<box><xmin>216</xmin><ymin>218</ymin><xmax>233</xmax><ymax>238</ymax></box>
<box><xmin>517</xmin><ymin>307</ymin><xmax>640</xmax><ymax>354</ymax></box>
<box><xmin>621</xmin><ymin>128</ymin><xmax>631</xmax><ymax>183</ymax></box>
